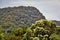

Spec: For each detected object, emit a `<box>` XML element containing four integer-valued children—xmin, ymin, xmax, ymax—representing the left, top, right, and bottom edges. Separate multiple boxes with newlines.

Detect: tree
<box><xmin>30</xmin><ymin>19</ymin><xmax>56</xmax><ymax>40</ymax></box>
<box><xmin>30</xmin><ymin>19</ymin><xmax>56</xmax><ymax>35</ymax></box>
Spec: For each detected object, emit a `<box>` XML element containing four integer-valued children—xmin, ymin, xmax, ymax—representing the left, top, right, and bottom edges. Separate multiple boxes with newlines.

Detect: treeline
<box><xmin>0</xmin><ymin>19</ymin><xmax>60</xmax><ymax>40</ymax></box>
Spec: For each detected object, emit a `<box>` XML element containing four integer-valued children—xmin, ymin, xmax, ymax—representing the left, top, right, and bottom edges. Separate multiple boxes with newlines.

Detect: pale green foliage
<box><xmin>31</xmin><ymin>19</ymin><xmax>56</xmax><ymax>34</ymax></box>
<box><xmin>33</xmin><ymin>37</ymin><xmax>39</xmax><ymax>40</ymax></box>
<box><xmin>50</xmin><ymin>33</ymin><xmax>60</xmax><ymax>40</ymax></box>
<box><xmin>14</xmin><ymin>28</ymin><xmax>23</xmax><ymax>36</ymax></box>
<box><xmin>0</xmin><ymin>19</ymin><xmax>58</xmax><ymax>40</ymax></box>
<box><xmin>0</xmin><ymin>33</ymin><xmax>4</xmax><ymax>40</ymax></box>
<box><xmin>29</xmin><ymin>19</ymin><xmax>56</xmax><ymax>40</ymax></box>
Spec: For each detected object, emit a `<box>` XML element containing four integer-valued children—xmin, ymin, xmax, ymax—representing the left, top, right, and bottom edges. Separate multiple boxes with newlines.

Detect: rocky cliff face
<box><xmin>0</xmin><ymin>6</ymin><xmax>45</xmax><ymax>27</ymax></box>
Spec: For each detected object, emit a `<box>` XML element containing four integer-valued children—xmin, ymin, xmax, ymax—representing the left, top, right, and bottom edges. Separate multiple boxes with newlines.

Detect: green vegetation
<box><xmin>0</xmin><ymin>19</ymin><xmax>60</xmax><ymax>40</ymax></box>
<box><xmin>56</xmin><ymin>26</ymin><xmax>60</xmax><ymax>36</ymax></box>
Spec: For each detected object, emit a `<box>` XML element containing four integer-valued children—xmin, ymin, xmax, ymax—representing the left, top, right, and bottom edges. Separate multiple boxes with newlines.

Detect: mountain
<box><xmin>0</xmin><ymin>6</ymin><xmax>45</xmax><ymax>27</ymax></box>
<box><xmin>52</xmin><ymin>20</ymin><xmax>60</xmax><ymax>26</ymax></box>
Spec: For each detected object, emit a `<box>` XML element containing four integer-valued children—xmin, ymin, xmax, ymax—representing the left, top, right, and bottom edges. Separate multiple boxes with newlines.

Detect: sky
<box><xmin>0</xmin><ymin>0</ymin><xmax>60</xmax><ymax>21</ymax></box>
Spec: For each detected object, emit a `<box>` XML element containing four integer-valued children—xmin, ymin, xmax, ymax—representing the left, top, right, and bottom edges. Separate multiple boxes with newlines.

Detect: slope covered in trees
<box><xmin>0</xmin><ymin>6</ymin><xmax>45</xmax><ymax>27</ymax></box>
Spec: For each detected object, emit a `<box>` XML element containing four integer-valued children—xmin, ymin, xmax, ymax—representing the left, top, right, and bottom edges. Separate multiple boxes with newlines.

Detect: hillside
<box><xmin>0</xmin><ymin>6</ymin><xmax>45</xmax><ymax>27</ymax></box>
<box><xmin>0</xmin><ymin>6</ymin><xmax>60</xmax><ymax>40</ymax></box>
<box><xmin>52</xmin><ymin>20</ymin><xmax>60</xmax><ymax>26</ymax></box>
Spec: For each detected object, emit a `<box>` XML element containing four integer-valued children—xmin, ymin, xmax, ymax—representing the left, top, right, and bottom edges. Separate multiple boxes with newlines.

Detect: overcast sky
<box><xmin>0</xmin><ymin>0</ymin><xmax>60</xmax><ymax>21</ymax></box>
